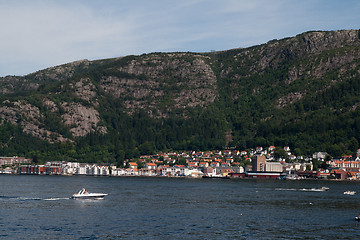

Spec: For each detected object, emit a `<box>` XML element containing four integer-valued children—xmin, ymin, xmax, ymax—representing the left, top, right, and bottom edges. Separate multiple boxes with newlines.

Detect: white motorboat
<box><xmin>72</xmin><ymin>188</ymin><xmax>108</xmax><ymax>199</ymax></box>
<box><xmin>344</xmin><ymin>190</ymin><xmax>356</xmax><ymax>195</ymax></box>
<box><xmin>300</xmin><ymin>186</ymin><xmax>329</xmax><ymax>192</ymax></box>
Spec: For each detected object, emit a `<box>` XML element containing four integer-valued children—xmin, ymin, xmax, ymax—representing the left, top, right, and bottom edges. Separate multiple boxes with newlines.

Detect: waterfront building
<box><xmin>76</xmin><ymin>163</ymin><xmax>87</xmax><ymax>175</ymax></box>
<box><xmin>186</xmin><ymin>169</ymin><xmax>203</xmax><ymax>178</ymax></box>
<box><xmin>203</xmin><ymin>167</ymin><xmax>218</xmax><ymax>177</ymax></box>
<box><xmin>0</xmin><ymin>156</ymin><xmax>31</xmax><ymax>166</ymax></box>
<box><xmin>265</xmin><ymin>162</ymin><xmax>283</xmax><ymax>172</ymax></box>
<box><xmin>62</xmin><ymin>162</ymin><xmax>80</xmax><ymax>175</ymax></box>
<box><xmin>19</xmin><ymin>164</ymin><xmax>61</xmax><ymax>175</ymax></box>
<box><xmin>252</xmin><ymin>155</ymin><xmax>266</xmax><ymax>172</ymax></box>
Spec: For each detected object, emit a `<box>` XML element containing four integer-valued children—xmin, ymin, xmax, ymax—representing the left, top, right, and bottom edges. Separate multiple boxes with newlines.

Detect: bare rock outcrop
<box><xmin>32</xmin><ymin>59</ymin><xmax>90</xmax><ymax>83</ymax></box>
<box><xmin>100</xmin><ymin>53</ymin><xmax>217</xmax><ymax>116</ymax></box>
<box><xmin>277</xmin><ymin>92</ymin><xmax>305</xmax><ymax>109</ymax></box>
<box><xmin>0</xmin><ymin>100</ymin><xmax>68</xmax><ymax>142</ymax></box>
<box><xmin>61</xmin><ymin>102</ymin><xmax>107</xmax><ymax>137</ymax></box>
<box><xmin>70</xmin><ymin>78</ymin><xmax>98</xmax><ymax>105</ymax></box>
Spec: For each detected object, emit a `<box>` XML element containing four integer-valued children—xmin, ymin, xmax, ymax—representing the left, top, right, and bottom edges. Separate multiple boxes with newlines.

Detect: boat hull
<box><xmin>72</xmin><ymin>193</ymin><xmax>107</xmax><ymax>199</ymax></box>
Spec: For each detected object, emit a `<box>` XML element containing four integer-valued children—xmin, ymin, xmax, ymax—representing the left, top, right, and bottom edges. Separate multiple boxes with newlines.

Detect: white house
<box><xmin>99</xmin><ymin>166</ymin><xmax>109</xmax><ymax>176</ymax></box>
<box><xmin>112</xmin><ymin>168</ymin><xmax>125</xmax><ymax>176</ymax></box>
<box><xmin>76</xmin><ymin>163</ymin><xmax>87</xmax><ymax>175</ymax></box>
<box><xmin>312</xmin><ymin>152</ymin><xmax>328</xmax><ymax>160</ymax></box>
<box><xmin>186</xmin><ymin>169</ymin><xmax>204</xmax><ymax>178</ymax></box>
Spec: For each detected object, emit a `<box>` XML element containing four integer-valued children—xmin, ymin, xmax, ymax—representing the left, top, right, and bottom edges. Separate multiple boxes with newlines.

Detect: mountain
<box><xmin>0</xmin><ymin>29</ymin><xmax>360</xmax><ymax>163</ymax></box>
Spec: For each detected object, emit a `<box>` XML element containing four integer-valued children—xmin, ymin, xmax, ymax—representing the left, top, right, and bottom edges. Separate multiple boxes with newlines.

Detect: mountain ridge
<box><xmin>0</xmin><ymin>29</ymin><xmax>359</xmax><ymax>163</ymax></box>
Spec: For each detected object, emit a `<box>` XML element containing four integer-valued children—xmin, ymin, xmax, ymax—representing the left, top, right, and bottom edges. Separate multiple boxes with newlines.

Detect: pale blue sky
<box><xmin>1</xmin><ymin>0</ymin><xmax>359</xmax><ymax>76</ymax></box>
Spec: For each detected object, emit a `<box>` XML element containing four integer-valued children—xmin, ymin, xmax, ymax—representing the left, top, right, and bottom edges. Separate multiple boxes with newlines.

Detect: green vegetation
<box><xmin>0</xmin><ymin>30</ymin><xmax>359</xmax><ymax>164</ymax></box>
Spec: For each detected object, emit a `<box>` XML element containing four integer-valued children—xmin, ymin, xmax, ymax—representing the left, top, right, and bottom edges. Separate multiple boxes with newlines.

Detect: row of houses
<box><xmin>327</xmin><ymin>159</ymin><xmax>360</xmax><ymax>169</ymax></box>
<box><xmin>112</xmin><ymin>165</ymin><xmax>206</xmax><ymax>178</ymax></box>
<box><xmin>18</xmin><ymin>161</ymin><xmax>245</xmax><ymax>178</ymax></box>
<box><xmin>318</xmin><ymin>157</ymin><xmax>360</xmax><ymax>180</ymax></box>
<box><xmin>19</xmin><ymin>162</ymin><xmax>110</xmax><ymax>176</ymax></box>
<box><xmin>148</xmin><ymin>147</ymin><xmax>321</xmax><ymax>164</ymax></box>
<box><xmin>0</xmin><ymin>156</ymin><xmax>31</xmax><ymax>166</ymax></box>
<box><xmin>11</xmin><ymin>147</ymin><xmax>360</xmax><ymax>179</ymax></box>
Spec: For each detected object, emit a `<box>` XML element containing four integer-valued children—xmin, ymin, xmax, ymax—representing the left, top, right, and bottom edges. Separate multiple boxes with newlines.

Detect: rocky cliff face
<box><xmin>218</xmin><ymin>30</ymin><xmax>360</xmax><ymax>108</ymax></box>
<box><xmin>0</xmin><ymin>100</ymin><xmax>68</xmax><ymax>142</ymax></box>
<box><xmin>0</xmin><ymin>29</ymin><xmax>359</xmax><ymax>143</ymax></box>
<box><xmin>99</xmin><ymin>53</ymin><xmax>218</xmax><ymax>116</ymax></box>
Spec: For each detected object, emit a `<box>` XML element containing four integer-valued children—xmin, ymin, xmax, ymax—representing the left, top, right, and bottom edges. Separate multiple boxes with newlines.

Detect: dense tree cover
<box><xmin>1</xmin><ymin>32</ymin><xmax>360</xmax><ymax>164</ymax></box>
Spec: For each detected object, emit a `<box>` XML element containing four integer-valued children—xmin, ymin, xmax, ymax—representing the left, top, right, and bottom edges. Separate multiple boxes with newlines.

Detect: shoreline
<box><xmin>1</xmin><ymin>172</ymin><xmax>355</xmax><ymax>181</ymax></box>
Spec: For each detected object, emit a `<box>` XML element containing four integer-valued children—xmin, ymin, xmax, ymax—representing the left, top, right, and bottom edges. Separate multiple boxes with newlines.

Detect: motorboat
<box><xmin>300</xmin><ymin>187</ymin><xmax>329</xmax><ymax>192</ymax></box>
<box><xmin>72</xmin><ymin>188</ymin><xmax>108</xmax><ymax>199</ymax></box>
<box><xmin>344</xmin><ymin>191</ymin><xmax>356</xmax><ymax>195</ymax></box>
<box><xmin>355</xmin><ymin>216</ymin><xmax>360</xmax><ymax>221</ymax></box>
<box><xmin>309</xmin><ymin>187</ymin><xmax>329</xmax><ymax>192</ymax></box>
<box><xmin>285</xmin><ymin>174</ymin><xmax>302</xmax><ymax>180</ymax></box>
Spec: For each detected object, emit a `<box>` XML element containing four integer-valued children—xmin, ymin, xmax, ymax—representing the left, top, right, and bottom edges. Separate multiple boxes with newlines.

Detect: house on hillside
<box><xmin>312</xmin><ymin>152</ymin><xmax>328</xmax><ymax>160</ymax></box>
<box><xmin>129</xmin><ymin>162</ymin><xmax>138</xmax><ymax>169</ymax></box>
<box><xmin>145</xmin><ymin>162</ymin><xmax>157</xmax><ymax>170</ymax></box>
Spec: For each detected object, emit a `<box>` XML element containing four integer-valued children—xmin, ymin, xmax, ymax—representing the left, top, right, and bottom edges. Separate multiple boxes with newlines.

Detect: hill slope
<box><xmin>0</xmin><ymin>30</ymin><xmax>359</xmax><ymax>163</ymax></box>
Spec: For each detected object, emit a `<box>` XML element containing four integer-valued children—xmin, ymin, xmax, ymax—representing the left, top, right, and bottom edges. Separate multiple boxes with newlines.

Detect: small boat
<box><xmin>309</xmin><ymin>187</ymin><xmax>329</xmax><ymax>192</ymax></box>
<box><xmin>355</xmin><ymin>216</ymin><xmax>360</xmax><ymax>221</ymax></box>
<box><xmin>285</xmin><ymin>174</ymin><xmax>302</xmax><ymax>180</ymax></box>
<box><xmin>344</xmin><ymin>191</ymin><xmax>356</xmax><ymax>195</ymax></box>
<box><xmin>72</xmin><ymin>188</ymin><xmax>108</xmax><ymax>199</ymax></box>
<box><xmin>300</xmin><ymin>187</ymin><xmax>329</xmax><ymax>192</ymax></box>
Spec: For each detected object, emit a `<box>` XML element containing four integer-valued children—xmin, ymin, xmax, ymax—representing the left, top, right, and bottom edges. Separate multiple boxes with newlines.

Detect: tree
<box><xmin>274</xmin><ymin>147</ymin><xmax>289</xmax><ymax>161</ymax></box>
<box><xmin>348</xmin><ymin>137</ymin><xmax>359</xmax><ymax>152</ymax></box>
<box><xmin>293</xmin><ymin>148</ymin><xmax>302</xmax><ymax>158</ymax></box>
<box><xmin>32</xmin><ymin>155</ymin><xmax>38</xmax><ymax>164</ymax></box>
<box><xmin>136</xmin><ymin>161</ymin><xmax>144</xmax><ymax>169</ymax></box>
<box><xmin>138</xmin><ymin>141</ymin><xmax>155</xmax><ymax>155</ymax></box>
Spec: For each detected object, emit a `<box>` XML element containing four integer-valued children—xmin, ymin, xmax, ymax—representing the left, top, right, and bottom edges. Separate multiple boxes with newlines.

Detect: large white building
<box><xmin>265</xmin><ymin>162</ymin><xmax>283</xmax><ymax>172</ymax></box>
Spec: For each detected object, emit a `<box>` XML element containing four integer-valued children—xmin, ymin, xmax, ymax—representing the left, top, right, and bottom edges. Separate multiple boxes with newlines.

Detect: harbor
<box><xmin>0</xmin><ymin>174</ymin><xmax>359</xmax><ymax>239</ymax></box>
<box><xmin>0</xmin><ymin>146</ymin><xmax>358</xmax><ymax>181</ymax></box>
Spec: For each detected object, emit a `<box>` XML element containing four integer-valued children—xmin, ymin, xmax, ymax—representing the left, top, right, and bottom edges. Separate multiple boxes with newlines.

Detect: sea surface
<box><xmin>0</xmin><ymin>175</ymin><xmax>360</xmax><ymax>239</ymax></box>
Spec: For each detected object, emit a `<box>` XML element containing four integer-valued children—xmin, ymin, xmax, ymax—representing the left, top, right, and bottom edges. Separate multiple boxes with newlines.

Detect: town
<box><xmin>1</xmin><ymin>146</ymin><xmax>360</xmax><ymax>180</ymax></box>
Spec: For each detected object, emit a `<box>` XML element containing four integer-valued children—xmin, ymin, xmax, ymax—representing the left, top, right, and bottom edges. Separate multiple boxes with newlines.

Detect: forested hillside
<box><xmin>0</xmin><ymin>30</ymin><xmax>359</xmax><ymax>164</ymax></box>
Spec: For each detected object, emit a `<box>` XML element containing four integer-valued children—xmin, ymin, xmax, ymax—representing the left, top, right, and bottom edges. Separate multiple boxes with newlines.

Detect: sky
<box><xmin>1</xmin><ymin>0</ymin><xmax>360</xmax><ymax>77</ymax></box>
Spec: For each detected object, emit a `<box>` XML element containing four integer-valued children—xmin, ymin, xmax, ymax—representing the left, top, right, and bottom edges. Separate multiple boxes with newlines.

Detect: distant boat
<box><xmin>300</xmin><ymin>187</ymin><xmax>329</xmax><ymax>192</ymax></box>
<box><xmin>203</xmin><ymin>175</ymin><xmax>230</xmax><ymax>179</ymax></box>
<box><xmin>344</xmin><ymin>191</ymin><xmax>356</xmax><ymax>195</ymax></box>
<box><xmin>285</xmin><ymin>174</ymin><xmax>302</xmax><ymax>180</ymax></box>
<box><xmin>72</xmin><ymin>188</ymin><xmax>108</xmax><ymax>199</ymax></box>
<box><xmin>310</xmin><ymin>187</ymin><xmax>329</xmax><ymax>192</ymax></box>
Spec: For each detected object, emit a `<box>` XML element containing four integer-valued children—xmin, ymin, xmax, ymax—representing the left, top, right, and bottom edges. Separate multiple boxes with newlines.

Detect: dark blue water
<box><xmin>1</xmin><ymin>175</ymin><xmax>360</xmax><ymax>239</ymax></box>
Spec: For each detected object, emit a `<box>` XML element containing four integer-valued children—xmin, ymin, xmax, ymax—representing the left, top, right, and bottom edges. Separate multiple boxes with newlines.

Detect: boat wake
<box><xmin>17</xmin><ymin>197</ymin><xmax>43</xmax><ymax>201</ymax></box>
<box><xmin>276</xmin><ymin>187</ymin><xmax>329</xmax><ymax>192</ymax></box>
<box><xmin>0</xmin><ymin>195</ymin><xmax>70</xmax><ymax>201</ymax></box>
<box><xmin>43</xmin><ymin>198</ymin><xmax>71</xmax><ymax>201</ymax></box>
<box><xmin>275</xmin><ymin>188</ymin><xmax>298</xmax><ymax>191</ymax></box>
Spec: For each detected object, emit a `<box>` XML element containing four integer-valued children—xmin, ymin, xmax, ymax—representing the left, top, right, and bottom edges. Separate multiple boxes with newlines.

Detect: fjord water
<box><xmin>1</xmin><ymin>175</ymin><xmax>360</xmax><ymax>239</ymax></box>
